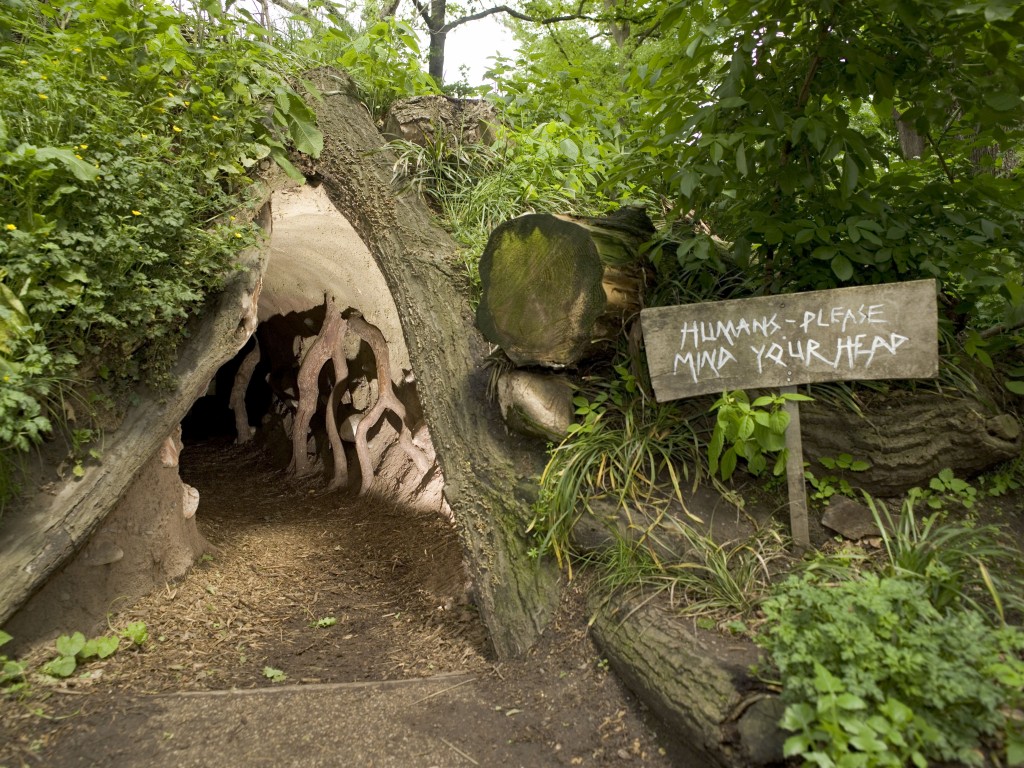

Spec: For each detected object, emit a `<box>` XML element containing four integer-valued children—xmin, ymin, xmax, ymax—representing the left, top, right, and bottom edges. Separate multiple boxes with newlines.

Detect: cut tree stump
<box><xmin>475</xmin><ymin>209</ymin><xmax>651</xmax><ymax>368</ymax></box>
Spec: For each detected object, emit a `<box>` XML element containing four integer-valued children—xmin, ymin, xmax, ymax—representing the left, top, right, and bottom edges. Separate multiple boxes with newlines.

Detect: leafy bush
<box><xmin>759</xmin><ymin>571</ymin><xmax>1024</xmax><ymax>767</ymax></box>
<box><xmin>0</xmin><ymin>0</ymin><xmax>321</xmax><ymax>505</ymax></box>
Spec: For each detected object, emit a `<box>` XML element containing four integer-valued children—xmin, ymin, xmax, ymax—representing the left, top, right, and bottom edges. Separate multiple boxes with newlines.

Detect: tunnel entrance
<box><xmin>145</xmin><ymin>183</ymin><xmax>489</xmax><ymax>687</ymax></box>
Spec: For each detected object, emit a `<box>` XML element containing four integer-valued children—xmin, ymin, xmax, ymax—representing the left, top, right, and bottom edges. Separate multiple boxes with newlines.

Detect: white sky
<box><xmin>443</xmin><ymin>14</ymin><xmax>520</xmax><ymax>86</ymax></box>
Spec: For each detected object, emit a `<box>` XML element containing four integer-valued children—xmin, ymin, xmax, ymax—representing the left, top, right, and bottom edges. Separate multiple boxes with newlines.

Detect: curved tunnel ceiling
<box><xmin>262</xmin><ymin>184</ymin><xmax>411</xmax><ymax>385</ymax></box>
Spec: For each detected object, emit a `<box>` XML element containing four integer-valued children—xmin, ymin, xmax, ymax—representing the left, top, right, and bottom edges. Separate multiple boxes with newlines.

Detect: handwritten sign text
<box><xmin>641</xmin><ymin>280</ymin><xmax>938</xmax><ymax>402</ymax></box>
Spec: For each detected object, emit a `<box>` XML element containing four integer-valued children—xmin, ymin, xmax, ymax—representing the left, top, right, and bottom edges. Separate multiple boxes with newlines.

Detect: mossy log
<box><xmin>475</xmin><ymin>209</ymin><xmax>652</xmax><ymax>368</ymax></box>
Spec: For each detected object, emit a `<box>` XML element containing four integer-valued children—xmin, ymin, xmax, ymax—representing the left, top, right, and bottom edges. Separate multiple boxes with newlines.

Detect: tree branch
<box><xmin>438</xmin><ymin>1</ymin><xmax>647</xmax><ymax>36</ymax></box>
<box><xmin>408</xmin><ymin>0</ymin><xmax>433</xmax><ymax>29</ymax></box>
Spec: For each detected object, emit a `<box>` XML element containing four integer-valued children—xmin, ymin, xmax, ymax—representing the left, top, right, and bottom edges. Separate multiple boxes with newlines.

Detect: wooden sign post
<box><xmin>640</xmin><ymin>279</ymin><xmax>939</xmax><ymax>548</ymax></box>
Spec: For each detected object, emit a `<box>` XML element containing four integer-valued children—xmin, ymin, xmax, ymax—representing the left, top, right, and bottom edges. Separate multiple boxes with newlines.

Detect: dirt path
<box><xmin>0</xmin><ymin>441</ymin><xmax>693</xmax><ymax>766</ymax></box>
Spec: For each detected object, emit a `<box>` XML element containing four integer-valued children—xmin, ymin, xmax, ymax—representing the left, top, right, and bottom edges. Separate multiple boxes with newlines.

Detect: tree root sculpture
<box><xmin>290</xmin><ymin>296</ymin><xmax>348</xmax><ymax>478</ymax></box>
<box><xmin>347</xmin><ymin>314</ymin><xmax>432</xmax><ymax>494</ymax></box>
<box><xmin>229</xmin><ymin>341</ymin><xmax>261</xmax><ymax>445</ymax></box>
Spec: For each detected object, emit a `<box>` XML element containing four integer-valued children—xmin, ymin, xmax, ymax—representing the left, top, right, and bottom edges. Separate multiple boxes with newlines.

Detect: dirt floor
<box><xmin>0</xmin><ymin>440</ymin><xmax>695</xmax><ymax>767</ymax></box>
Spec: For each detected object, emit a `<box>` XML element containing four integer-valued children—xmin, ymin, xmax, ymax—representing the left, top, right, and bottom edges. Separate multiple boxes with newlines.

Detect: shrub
<box><xmin>758</xmin><ymin>571</ymin><xmax>1024</xmax><ymax>767</ymax></box>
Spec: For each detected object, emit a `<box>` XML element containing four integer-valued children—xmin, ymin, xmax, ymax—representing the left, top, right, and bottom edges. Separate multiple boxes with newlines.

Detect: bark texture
<box><xmin>304</xmin><ymin>68</ymin><xmax>560</xmax><ymax>657</ymax></box>
<box><xmin>590</xmin><ymin>591</ymin><xmax>786</xmax><ymax>767</ymax></box>
<box><xmin>801</xmin><ymin>392</ymin><xmax>1022</xmax><ymax>496</ymax></box>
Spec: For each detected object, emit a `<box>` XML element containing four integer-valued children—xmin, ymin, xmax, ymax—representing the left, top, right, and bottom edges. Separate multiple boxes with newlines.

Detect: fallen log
<box><xmin>475</xmin><ymin>208</ymin><xmax>652</xmax><ymax>368</ymax></box>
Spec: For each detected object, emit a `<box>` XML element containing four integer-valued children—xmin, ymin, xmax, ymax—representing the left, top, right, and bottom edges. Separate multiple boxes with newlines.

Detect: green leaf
<box><xmin>270</xmin><ymin>146</ymin><xmax>305</xmax><ymax>183</ymax></box>
<box><xmin>1006</xmin><ymin>380</ymin><xmax>1024</xmax><ymax>395</ymax></box>
<box><xmin>81</xmin><ymin>635</ymin><xmax>120</xmax><ymax>659</ymax></box>
<box><xmin>285</xmin><ymin>113</ymin><xmax>324</xmax><ymax>158</ymax></box>
<box><xmin>35</xmin><ymin>147</ymin><xmax>101</xmax><ymax>182</ymax></box>
<box><xmin>984</xmin><ymin>91</ymin><xmax>1021</xmax><ymax>111</ymax></box>
<box><xmin>55</xmin><ymin>632</ymin><xmax>86</xmax><ymax>658</ymax></box>
<box><xmin>0</xmin><ymin>630</ymin><xmax>11</xmax><ymax>648</ymax></box>
<box><xmin>736</xmin><ymin>143</ymin><xmax>748</xmax><ymax>176</ymax></box>
<box><xmin>559</xmin><ymin>138</ymin><xmax>580</xmax><ymax>162</ymax></box>
<box><xmin>831</xmin><ymin>254</ymin><xmax>854</xmax><ymax>281</ymax></box>
<box><xmin>720</xmin><ymin>446</ymin><xmax>738</xmax><ymax>480</ymax></box>
<box><xmin>42</xmin><ymin>655</ymin><xmax>77</xmax><ymax>678</ymax></box>
<box><xmin>121</xmin><ymin>622</ymin><xmax>148</xmax><ymax>646</ymax></box>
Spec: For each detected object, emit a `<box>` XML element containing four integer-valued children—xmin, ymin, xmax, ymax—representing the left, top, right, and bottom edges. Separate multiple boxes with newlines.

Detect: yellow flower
<box><xmin>18</xmin><ymin>60</ymin><xmax>27</xmax><ymax>65</ymax></box>
<box><xmin>73</xmin><ymin>47</ymin><xmax>82</xmax><ymax>53</ymax></box>
<box><xmin>79</xmin><ymin>144</ymin><xmax>88</xmax><ymax>149</ymax></box>
<box><xmin>234</xmin><ymin>232</ymin><xmax>242</xmax><ymax>239</ymax></box>
<box><xmin>40</xmin><ymin>75</ymin><xmax>47</xmax><ymax>80</ymax></box>
<box><xmin>183</xmin><ymin>100</ymin><xmax>190</xmax><ymax>107</ymax></box>
<box><xmin>141</xmin><ymin>133</ymin><xmax>148</xmax><ymax>139</ymax></box>
<box><xmin>132</xmin><ymin>210</ymin><xmax>142</xmax><ymax>216</ymax></box>
<box><xmin>5</xmin><ymin>224</ymin><xmax>16</xmax><ymax>231</ymax></box>
<box><xmin>99</xmin><ymin>74</ymin><xmax>107</xmax><ymax>81</ymax></box>
<box><xmin>229</xmin><ymin>216</ymin><xmax>236</xmax><ymax>221</ymax></box>
<box><xmin>75</xmin><ymin>154</ymin><xmax>83</xmax><ymax>159</ymax></box>
<box><xmin>212</xmin><ymin>115</ymin><xmax>221</xmax><ymax>121</ymax></box>
<box><xmin>172</xmin><ymin>125</ymin><xmax>182</xmax><ymax>133</ymax></box>
<box><xmin>38</xmin><ymin>93</ymin><xmax>48</xmax><ymax>100</ymax></box>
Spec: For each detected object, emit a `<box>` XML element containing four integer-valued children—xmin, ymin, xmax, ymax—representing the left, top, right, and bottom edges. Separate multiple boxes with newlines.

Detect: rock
<box><xmin>182</xmin><ymin>484</ymin><xmax>200</xmax><ymax>519</ymax></box>
<box><xmin>821</xmin><ymin>496</ymin><xmax>884</xmax><ymax>540</ymax></box>
<box><xmin>496</xmin><ymin>370</ymin><xmax>574</xmax><ymax>441</ymax></box>
<box><xmin>383</xmin><ymin>95</ymin><xmax>498</xmax><ymax>147</ymax></box>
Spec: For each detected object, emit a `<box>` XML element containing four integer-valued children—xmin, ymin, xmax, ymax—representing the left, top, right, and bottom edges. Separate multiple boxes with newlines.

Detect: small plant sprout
<box><xmin>120</xmin><ymin>621</ymin><xmax>148</xmax><ymax>646</ymax></box>
<box><xmin>0</xmin><ymin>630</ymin><xmax>27</xmax><ymax>689</ymax></box>
<box><xmin>263</xmin><ymin>666</ymin><xmax>287</xmax><ymax>683</ymax></box>
<box><xmin>312</xmin><ymin>617</ymin><xmax>337</xmax><ymax>628</ymax></box>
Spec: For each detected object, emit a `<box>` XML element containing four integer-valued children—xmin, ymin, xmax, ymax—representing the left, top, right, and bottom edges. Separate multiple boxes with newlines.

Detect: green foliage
<box><xmin>311</xmin><ymin>616</ymin><xmax>337</xmax><ymax>628</ymax></box>
<box><xmin>120</xmin><ymin>620</ymin><xmax>148</xmax><ymax>646</ymax></box>
<box><xmin>759</xmin><ymin>571</ymin><xmax>1024</xmax><ymax>767</ymax></box>
<box><xmin>391</xmin><ymin>118</ymin><xmax>628</xmax><ymax>291</ymax></box>
<box><xmin>625</xmin><ymin>0</ymin><xmax>1024</xmax><ymax>364</ymax></box>
<box><xmin>262</xmin><ymin>666</ymin><xmax>287</xmax><ymax>683</ymax></box>
<box><xmin>806</xmin><ymin>454</ymin><xmax>871</xmax><ymax>504</ymax></box>
<box><xmin>0</xmin><ymin>0</ymin><xmax>322</xmax><ymax>506</ymax></box>
<box><xmin>41</xmin><ymin>629</ymin><xmax>122</xmax><ymax>678</ymax></box>
<box><xmin>312</xmin><ymin>18</ymin><xmax>437</xmax><ymax>120</ymax></box>
<box><xmin>0</xmin><ymin>630</ymin><xmax>27</xmax><ymax>690</ymax></box>
<box><xmin>707</xmin><ymin>390</ymin><xmax>811</xmax><ymax>480</ymax></box>
<box><xmin>866</xmin><ymin>494</ymin><xmax>1024</xmax><ymax>623</ymax></box>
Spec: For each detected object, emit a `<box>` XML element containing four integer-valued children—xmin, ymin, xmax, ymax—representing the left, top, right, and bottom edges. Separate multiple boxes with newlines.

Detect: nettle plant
<box><xmin>0</xmin><ymin>0</ymin><xmax>322</xmax><ymax>503</ymax></box>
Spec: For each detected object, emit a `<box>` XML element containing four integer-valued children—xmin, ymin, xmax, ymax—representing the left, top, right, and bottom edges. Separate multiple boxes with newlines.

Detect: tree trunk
<box><xmin>475</xmin><ymin>210</ymin><xmax>650</xmax><ymax>368</ymax></box>
<box><xmin>428</xmin><ymin>0</ymin><xmax>447</xmax><ymax>85</ymax></box>
<box><xmin>303</xmin><ymin>68</ymin><xmax>560</xmax><ymax>657</ymax></box>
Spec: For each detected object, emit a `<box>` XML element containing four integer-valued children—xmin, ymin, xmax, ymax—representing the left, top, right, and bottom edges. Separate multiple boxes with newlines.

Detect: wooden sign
<box><xmin>641</xmin><ymin>280</ymin><xmax>938</xmax><ymax>403</ymax></box>
<box><xmin>640</xmin><ymin>279</ymin><xmax>939</xmax><ymax>550</ymax></box>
